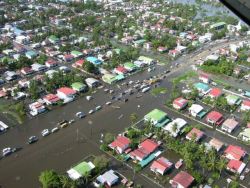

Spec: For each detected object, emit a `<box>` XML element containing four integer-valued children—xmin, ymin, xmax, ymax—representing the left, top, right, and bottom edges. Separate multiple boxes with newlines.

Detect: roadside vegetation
<box><xmin>0</xmin><ymin>102</ymin><xmax>26</xmax><ymax>124</ymax></box>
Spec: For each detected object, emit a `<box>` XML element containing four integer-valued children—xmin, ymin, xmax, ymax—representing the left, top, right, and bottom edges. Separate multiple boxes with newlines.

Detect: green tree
<box><xmin>93</xmin><ymin>155</ymin><xmax>109</xmax><ymax>173</ymax></box>
<box><xmin>130</xmin><ymin>113</ymin><xmax>138</xmax><ymax>124</ymax></box>
<box><xmin>29</xmin><ymin>80</ymin><xmax>40</xmax><ymax>99</ymax></box>
<box><xmin>104</xmin><ymin>133</ymin><xmax>114</xmax><ymax>144</ymax></box>
<box><xmin>82</xmin><ymin>61</ymin><xmax>97</xmax><ymax>74</ymax></box>
<box><xmin>39</xmin><ymin>170</ymin><xmax>61</xmax><ymax>188</ymax></box>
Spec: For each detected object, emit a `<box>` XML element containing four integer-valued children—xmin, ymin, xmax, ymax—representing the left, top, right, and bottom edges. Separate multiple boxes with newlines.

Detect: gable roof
<box><xmin>150</xmin><ymin>157</ymin><xmax>173</xmax><ymax>172</ymax></box>
<box><xmin>172</xmin><ymin>171</ymin><xmax>194</xmax><ymax>188</ymax></box>
<box><xmin>139</xmin><ymin>139</ymin><xmax>159</xmax><ymax>153</ymax></box>
<box><xmin>186</xmin><ymin>128</ymin><xmax>204</xmax><ymax>141</ymax></box>
<box><xmin>224</xmin><ymin>145</ymin><xmax>246</xmax><ymax>160</ymax></box>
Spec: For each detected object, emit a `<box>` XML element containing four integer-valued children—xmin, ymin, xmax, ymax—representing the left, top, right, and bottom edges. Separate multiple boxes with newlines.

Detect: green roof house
<box><xmin>67</xmin><ymin>161</ymin><xmax>95</xmax><ymax>180</ymax></box>
<box><xmin>71</xmin><ymin>50</ymin><xmax>83</xmax><ymax>58</ymax></box>
<box><xmin>124</xmin><ymin>62</ymin><xmax>137</xmax><ymax>72</ymax></box>
<box><xmin>133</xmin><ymin>39</ymin><xmax>146</xmax><ymax>47</ymax></box>
<box><xmin>226</xmin><ymin>94</ymin><xmax>242</xmax><ymax>105</ymax></box>
<box><xmin>210</xmin><ymin>22</ymin><xmax>226</xmax><ymax>30</ymax></box>
<box><xmin>144</xmin><ymin>109</ymin><xmax>170</xmax><ymax>127</ymax></box>
<box><xmin>48</xmin><ymin>35</ymin><xmax>60</xmax><ymax>44</ymax></box>
<box><xmin>102</xmin><ymin>74</ymin><xmax>117</xmax><ymax>84</ymax></box>
<box><xmin>71</xmin><ymin>82</ymin><xmax>87</xmax><ymax>92</ymax></box>
<box><xmin>138</xmin><ymin>56</ymin><xmax>155</xmax><ymax>65</ymax></box>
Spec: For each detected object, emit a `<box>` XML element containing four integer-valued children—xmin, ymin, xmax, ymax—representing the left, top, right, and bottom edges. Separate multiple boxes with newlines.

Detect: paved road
<box><xmin>0</xmin><ymin>38</ymin><xmax>249</xmax><ymax>188</ymax></box>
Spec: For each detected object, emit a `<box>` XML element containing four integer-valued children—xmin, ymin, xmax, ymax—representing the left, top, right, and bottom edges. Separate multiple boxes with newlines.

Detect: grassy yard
<box><xmin>172</xmin><ymin>71</ymin><xmax>198</xmax><ymax>85</ymax></box>
<box><xmin>151</xmin><ymin>87</ymin><xmax>167</xmax><ymax>96</ymax></box>
<box><xmin>0</xmin><ymin>102</ymin><xmax>26</xmax><ymax>124</ymax></box>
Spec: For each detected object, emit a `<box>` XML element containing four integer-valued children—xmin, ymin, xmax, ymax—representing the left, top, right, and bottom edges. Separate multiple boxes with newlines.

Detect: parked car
<box><xmin>106</xmin><ymin>101</ymin><xmax>112</xmax><ymax>105</ymax></box>
<box><xmin>28</xmin><ymin>136</ymin><xmax>38</xmax><ymax>144</ymax></box>
<box><xmin>95</xmin><ymin>105</ymin><xmax>102</xmax><ymax>111</ymax></box>
<box><xmin>2</xmin><ymin>147</ymin><xmax>14</xmax><ymax>157</ymax></box>
<box><xmin>75</xmin><ymin>112</ymin><xmax>86</xmax><ymax>119</ymax></box>
<box><xmin>51</xmin><ymin>127</ymin><xmax>59</xmax><ymax>133</ymax></box>
<box><xmin>89</xmin><ymin>109</ymin><xmax>95</xmax><ymax>114</ymax></box>
<box><xmin>69</xmin><ymin>119</ymin><xmax>75</xmax><ymax>124</ymax></box>
<box><xmin>41</xmin><ymin>129</ymin><xmax>50</xmax><ymax>137</ymax></box>
<box><xmin>86</xmin><ymin>96</ymin><xmax>93</xmax><ymax>101</ymax></box>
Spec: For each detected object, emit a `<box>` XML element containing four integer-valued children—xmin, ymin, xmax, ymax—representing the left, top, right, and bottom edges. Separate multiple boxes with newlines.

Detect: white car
<box><xmin>41</xmin><ymin>129</ymin><xmax>50</xmax><ymax>137</ymax></box>
<box><xmin>51</xmin><ymin>127</ymin><xmax>59</xmax><ymax>133</ymax></box>
<box><xmin>89</xmin><ymin>109</ymin><xmax>94</xmax><ymax>114</ymax></box>
<box><xmin>86</xmin><ymin>96</ymin><xmax>93</xmax><ymax>101</ymax></box>
<box><xmin>2</xmin><ymin>147</ymin><xmax>12</xmax><ymax>157</ymax></box>
<box><xmin>75</xmin><ymin>112</ymin><xmax>85</xmax><ymax>118</ymax></box>
<box><xmin>106</xmin><ymin>101</ymin><xmax>112</xmax><ymax>105</ymax></box>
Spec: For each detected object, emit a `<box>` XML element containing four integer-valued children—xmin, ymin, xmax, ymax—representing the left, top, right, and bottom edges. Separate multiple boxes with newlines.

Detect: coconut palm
<box><xmin>39</xmin><ymin>170</ymin><xmax>61</xmax><ymax>188</ymax></box>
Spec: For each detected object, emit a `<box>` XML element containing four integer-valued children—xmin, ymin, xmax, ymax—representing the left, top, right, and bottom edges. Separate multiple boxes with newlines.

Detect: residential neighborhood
<box><xmin>0</xmin><ymin>0</ymin><xmax>250</xmax><ymax>188</ymax></box>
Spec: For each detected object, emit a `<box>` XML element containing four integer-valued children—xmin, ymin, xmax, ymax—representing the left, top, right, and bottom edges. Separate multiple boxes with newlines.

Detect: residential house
<box><xmin>227</xmin><ymin>159</ymin><xmax>246</xmax><ymax>174</ymax></box>
<box><xmin>194</xmin><ymin>82</ymin><xmax>211</xmax><ymax>95</ymax></box>
<box><xmin>25</xmin><ymin>50</ymin><xmax>38</xmax><ymax>59</ymax></box>
<box><xmin>114</xmin><ymin>66</ymin><xmax>128</xmax><ymax>75</ymax></box>
<box><xmin>45</xmin><ymin>59</ymin><xmax>58</xmax><ymax>68</ymax></box>
<box><xmin>29</xmin><ymin>101</ymin><xmax>46</xmax><ymax>116</ymax></box>
<box><xmin>71</xmin><ymin>82</ymin><xmax>87</xmax><ymax>92</ymax></box>
<box><xmin>173</xmin><ymin>97</ymin><xmax>188</xmax><ymax>110</ymax></box>
<box><xmin>31</xmin><ymin>63</ymin><xmax>47</xmax><ymax>72</ymax></box>
<box><xmin>72</xmin><ymin>59</ymin><xmax>84</xmax><ymax>68</ymax></box>
<box><xmin>18</xmin><ymin>79</ymin><xmax>30</xmax><ymax>88</ymax></box>
<box><xmin>188</xmin><ymin>104</ymin><xmax>206</xmax><ymax>118</ymax></box>
<box><xmin>20</xmin><ymin>67</ymin><xmax>34</xmax><ymax>75</ymax></box>
<box><xmin>57</xmin><ymin>87</ymin><xmax>76</xmax><ymax>100</ymax></box>
<box><xmin>206</xmin><ymin>111</ymin><xmax>224</xmax><ymax>125</ymax></box>
<box><xmin>86</xmin><ymin>56</ymin><xmax>102</xmax><ymax>66</ymax></box>
<box><xmin>206</xmin><ymin>54</ymin><xmax>219</xmax><ymax>61</ymax></box>
<box><xmin>150</xmin><ymin>157</ymin><xmax>173</xmax><ymax>175</ymax></box>
<box><xmin>239</xmin><ymin>128</ymin><xmax>250</xmax><ymax>142</ymax></box>
<box><xmin>129</xmin><ymin>139</ymin><xmax>159</xmax><ymax>161</ymax></box>
<box><xmin>144</xmin><ymin>109</ymin><xmax>170</xmax><ymax>128</ymax></box>
<box><xmin>109</xmin><ymin>136</ymin><xmax>131</xmax><ymax>154</ymax></box>
<box><xmin>186</xmin><ymin>128</ymin><xmax>205</xmax><ymax>142</ymax></box>
<box><xmin>221</xmin><ymin>118</ymin><xmax>239</xmax><ymax>133</ymax></box>
<box><xmin>4</xmin><ymin>71</ymin><xmax>18</xmax><ymax>81</ymax></box>
<box><xmin>67</xmin><ymin>161</ymin><xmax>95</xmax><ymax>180</ymax></box>
<box><xmin>102</xmin><ymin>74</ymin><xmax>117</xmax><ymax>84</ymax></box>
<box><xmin>163</xmin><ymin>118</ymin><xmax>187</xmax><ymax>137</ymax></box>
<box><xmin>85</xmin><ymin>78</ymin><xmax>100</xmax><ymax>88</ymax></box>
<box><xmin>71</xmin><ymin>50</ymin><xmax>83</xmax><ymax>58</ymax></box>
<box><xmin>226</xmin><ymin>95</ymin><xmax>241</xmax><ymax>106</ymax></box>
<box><xmin>134</xmin><ymin>60</ymin><xmax>146</xmax><ymax>68</ymax></box>
<box><xmin>240</xmin><ymin>100</ymin><xmax>250</xmax><ymax>111</ymax></box>
<box><xmin>63</xmin><ymin>54</ymin><xmax>74</xmax><ymax>62</ymax></box>
<box><xmin>169</xmin><ymin>49</ymin><xmax>181</xmax><ymax>58</ymax></box>
<box><xmin>96</xmin><ymin>170</ymin><xmax>119</xmax><ymax>187</ymax></box>
<box><xmin>208</xmin><ymin>138</ymin><xmax>224</xmax><ymax>152</ymax></box>
<box><xmin>137</xmin><ymin>56</ymin><xmax>155</xmax><ymax>65</ymax></box>
<box><xmin>208</xmin><ymin>88</ymin><xmax>223</xmax><ymax>99</ymax></box>
<box><xmin>224</xmin><ymin>145</ymin><xmax>246</xmax><ymax>161</ymax></box>
<box><xmin>48</xmin><ymin>35</ymin><xmax>60</xmax><ymax>44</ymax></box>
<box><xmin>123</xmin><ymin>62</ymin><xmax>137</xmax><ymax>72</ymax></box>
<box><xmin>199</xmin><ymin>73</ymin><xmax>211</xmax><ymax>84</ymax></box>
<box><xmin>43</xmin><ymin>94</ymin><xmax>60</xmax><ymax>105</ymax></box>
<box><xmin>157</xmin><ymin>46</ymin><xmax>168</xmax><ymax>53</ymax></box>
<box><xmin>170</xmin><ymin>171</ymin><xmax>194</xmax><ymax>188</ymax></box>
<box><xmin>210</xmin><ymin>22</ymin><xmax>226</xmax><ymax>30</ymax></box>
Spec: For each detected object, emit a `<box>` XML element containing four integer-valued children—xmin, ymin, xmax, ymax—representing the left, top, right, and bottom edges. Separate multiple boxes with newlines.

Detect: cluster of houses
<box><xmin>107</xmin><ymin>107</ymin><xmax>249</xmax><ymax>187</ymax></box>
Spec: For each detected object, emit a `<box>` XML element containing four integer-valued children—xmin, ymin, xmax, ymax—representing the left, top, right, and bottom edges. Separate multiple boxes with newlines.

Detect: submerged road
<box><xmin>0</xmin><ymin>37</ymin><xmax>249</xmax><ymax>188</ymax></box>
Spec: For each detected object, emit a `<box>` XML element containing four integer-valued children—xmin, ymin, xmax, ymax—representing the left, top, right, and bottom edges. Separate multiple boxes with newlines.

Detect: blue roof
<box><xmin>86</xmin><ymin>56</ymin><xmax>102</xmax><ymax>65</ymax></box>
<box><xmin>244</xmin><ymin>91</ymin><xmax>250</xmax><ymax>98</ymax></box>
<box><xmin>13</xmin><ymin>27</ymin><xmax>24</xmax><ymax>35</ymax></box>
<box><xmin>26</xmin><ymin>50</ymin><xmax>37</xmax><ymax>57</ymax></box>
<box><xmin>194</xmin><ymin>82</ymin><xmax>210</xmax><ymax>91</ymax></box>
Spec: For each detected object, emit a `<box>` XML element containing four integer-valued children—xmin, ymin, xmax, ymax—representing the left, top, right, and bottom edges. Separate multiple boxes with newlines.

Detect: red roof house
<box><xmin>73</xmin><ymin>59</ymin><xmax>85</xmax><ymax>68</ymax></box>
<box><xmin>208</xmin><ymin>88</ymin><xmax>223</xmax><ymax>99</ymax></box>
<box><xmin>57</xmin><ymin>87</ymin><xmax>76</xmax><ymax>100</ymax></box>
<box><xmin>21</xmin><ymin>67</ymin><xmax>34</xmax><ymax>75</ymax></box>
<box><xmin>224</xmin><ymin>145</ymin><xmax>246</xmax><ymax>161</ymax></box>
<box><xmin>45</xmin><ymin>59</ymin><xmax>58</xmax><ymax>68</ymax></box>
<box><xmin>0</xmin><ymin>90</ymin><xmax>7</xmax><ymax>98</ymax></box>
<box><xmin>227</xmin><ymin>159</ymin><xmax>246</xmax><ymax>174</ymax></box>
<box><xmin>114</xmin><ymin>66</ymin><xmax>128</xmax><ymax>75</ymax></box>
<box><xmin>109</xmin><ymin>136</ymin><xmax>131</xmax><ymax>154</ymax></box>
<box><xmin>206</xmin><ymin>111</ymin><xmax>224</xmax><ymax>125</ymax></box>
<box><xmin>63</xmin><ymin>54</ymin><xmax>74</xmax><ymax>62</ymax></box>
<box><xmin>199</xmin><ymin>73</ymin><xmax>210</xmax><ymax>84</ymax></box>
<box><xmin>173</xmin><ymin>97</ymin><xmax>188</xmax><ymax>110</ymax></box>
<box><xmin>43</xmin><ymin>94</ymin><xmax>60</xmax><ymax>105</ymax></box>
<box><xmin>170</xmin><ymin>171</ymin><xmax>194</xmax><ymax>188</ymax></box>
<box><xmin>129</xmin><ymin>139</ymin><xmax>159</xmax><ymax>161</ymax></box>
<box><xmin>150</xmin><ymin>157</ymin><xmax>173</xmax><ymax>175</ymax></box>
<box><xmin>240</xmin><ymin>99</ymin><xmax>250</xmax><ymax>111</ymax></box>
<box><xmin>186</xmin><ymin>128</ymin><xmax>205</xmax><ymax>142</ymax></box>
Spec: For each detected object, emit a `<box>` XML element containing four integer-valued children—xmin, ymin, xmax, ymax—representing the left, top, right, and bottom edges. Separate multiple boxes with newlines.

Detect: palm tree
<box><xmin>82</xmin><ymin>171</ymin><xmax>91</xmax><ymax>185</ymax></box>
<box><xmin>59</xmin><ymin>175</ymin><xmax>76</xmax><ymax>188</ymax></box>
<box><xmin>216</xmin><ymin>158</ymin><xmax>227</xmax><ymax>177</ymax></box>
<box><xmin>39</xmin><ymin>170</ymin><xmax>61</xmax><ymax>188</ymax></box>
<box><xmin>130</xmin><ymin>113</ymin><xmax>138</xmax><ymax>125</ymax></box>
